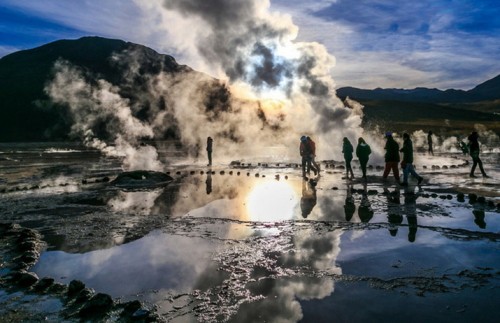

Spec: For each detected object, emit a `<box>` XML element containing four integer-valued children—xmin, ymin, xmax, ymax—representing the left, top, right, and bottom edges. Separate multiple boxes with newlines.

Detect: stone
<box><xmin>79</xmin><ymin>293</ymin><xmax>114</xmax><ymax>317</ymax></box>
<box><xmin>68</xmin><ymin>280</ymin><xmax>86</xmax><ymax>297</ymax></box>
<box><xmin>17</xmin><ymin>272</ymin><xmax>39</xmax><ymax>287</ymax></box>
<box><xmin>34</xmin><ymin>277</ymin><xmax>54</xmax><ymax>291</ymax></box>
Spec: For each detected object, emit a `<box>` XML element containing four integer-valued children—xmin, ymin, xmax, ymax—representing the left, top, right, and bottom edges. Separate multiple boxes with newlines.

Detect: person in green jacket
<box><xmin>382</xmin><ymin>132</ymin><xmax>400</xmax><ymax>183</ymax></box>
<box><xmin>342</xmin><ymin>137</ymin><xmax>354</xmax><ymax>180</ymax></box>
<box><xmin>356</xmin><ymin>137</ymin><xmax>371</xmax><ymax>180</ymax></box>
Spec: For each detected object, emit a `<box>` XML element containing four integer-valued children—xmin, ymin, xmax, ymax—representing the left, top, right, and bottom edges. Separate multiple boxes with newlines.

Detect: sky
<box><xmin>1</xmin><ymin>0</ymin><xmax>499</xmax><ymax>90</ymax></box>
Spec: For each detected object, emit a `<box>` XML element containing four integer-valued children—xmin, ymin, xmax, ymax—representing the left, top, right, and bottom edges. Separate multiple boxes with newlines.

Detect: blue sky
<box><xmin>1</xmin><ymin>0</ymin><xmax>499</xmax><ymax>90</ymax></box>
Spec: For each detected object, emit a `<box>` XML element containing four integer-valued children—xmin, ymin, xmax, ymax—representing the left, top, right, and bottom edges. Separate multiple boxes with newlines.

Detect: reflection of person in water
<box><xmin>300</xmin><ymin>178</ymin><xmax>317</xmax><ymax>218</ymax></box>
<box><xmin>472</xmin><ymin>206</ymin><xmax>486</xmax><ymax>229</ymax></box>
<box><xmin>343</xmin><ymin>184</ymin><xmax>355</xmax><ymax>222</ymax></box>
<box><xmin>403</xmin><ymin>186</ymin><xmax>418</xmax><ymax>242</ymax></box>
<box><xmin>205</xmin><ymin>172</ymin><xmax>212</xmax><ymax>195</ymax></box>
<box><xmin>358</xmin><ymin>185</ymin><xmax>374</xmax><ymax>223</ymax></box>
<box><xmin>385</xmin><ymin>187</ymin><xmax>402</xmax><ymax>237</ymax></box>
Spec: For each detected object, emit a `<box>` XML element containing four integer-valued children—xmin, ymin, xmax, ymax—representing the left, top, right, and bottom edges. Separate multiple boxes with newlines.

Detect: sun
<box><xmin>246</xmin><ymin>180</ymin><xmax>298</xmax><ymax>222</ymax></box>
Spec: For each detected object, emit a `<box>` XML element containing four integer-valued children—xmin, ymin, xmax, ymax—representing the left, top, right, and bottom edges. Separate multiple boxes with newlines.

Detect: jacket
<box><xmin>356</xmin><ymin>143</ymin><xmax>371</xmax><ymax>161</ymax></box>
<box><xmin>400</xmin><ymin>138</ymin><xmax>413</xmax><ymax>164</ymax></box>
<box><xmin>384</xmin><ymin>137</ymin><xmax>400</xmax><ymax>162</ymax></box>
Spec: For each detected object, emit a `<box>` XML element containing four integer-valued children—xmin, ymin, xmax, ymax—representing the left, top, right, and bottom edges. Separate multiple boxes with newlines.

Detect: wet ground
<box><xmin>0</xmin><ymin>142</ymin><xmax>499</xmax><ymax>322</ymax></box>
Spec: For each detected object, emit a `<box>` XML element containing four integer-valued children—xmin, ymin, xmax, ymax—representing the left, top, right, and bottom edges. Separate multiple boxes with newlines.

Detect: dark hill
<box><xmin>338</xmin><ymin>75</ymin><xmax>500</xmax><ymax>134</ymax></box>
<box><xmin>337</xmin><ymin>75</ymin><xmax>500</xmax><ymax>103</ymax></box>
<box><xmin>0</xmin><ymin>36</ymin><xmax>228</xmax><ymax>141</ymax></box>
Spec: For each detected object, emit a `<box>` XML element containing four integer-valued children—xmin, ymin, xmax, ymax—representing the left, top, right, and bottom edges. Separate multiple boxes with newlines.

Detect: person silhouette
<box><xmin>385</xmin><ymin>187</ymin><xmax>402</xmax><ymax>237</ymax></box>
<box><xmin>206</xmin><ymin>136</ymin><xmax>213</xmax><ymax>166</ymax></box>
<box><xmin>343</xmin><ymin>184</ymin><xmax>355</xmax><ymax>222</ymax></box>
<box><xmin>300</xmin><ymin>136</ymin><xmax>317</xmax><ymax>178</ymax></box>
<box><xmin>358</xmin><ymin>185</ymin><xmax>374</xmax><ymax>223</ymax></box>
<box><xmin>400</xmin><ymin>133</ymin><xmax>424</xmax><ymax>186</ymax></box>
<box><xmin>300</xmin><ymin>178</ymin><xmax>317</xmax><ymax>218</ymax></box>
<box><xmin>342</xmin><ymin>137</ymin><xmax>354</xmax><ymax>180</ymax></box>
<box><xmin>356</xmin><ymin>137</ymin><xmax>371</xmax><ymax>181</ymax></box>
<box><xmin>472</xmin><ymin>208</ymin><xmax>486</xmax><ymax>229</ymax></box>
<box><xmin>403</xmin><ymin>186</ymin><xmax>418</xmax><ymax>242</ymax></box>
<box><xmin>205</xmin><ymin>172</ymin><xmax>212</xmax><ymax>195</ymax></box>
<box><xmin>467</xmin><ymin>131</ymin><xmax>488</xmax><ymax>178</ymax></box>
<box><xmin>427</xmin><ymin>131</ymin><xmax>434</xmax><ymax>155</ymax></box>
<box><xmin>382</xmin><ymin>132</ymin><xmax>401</xmax><ymax>183</ymax></box>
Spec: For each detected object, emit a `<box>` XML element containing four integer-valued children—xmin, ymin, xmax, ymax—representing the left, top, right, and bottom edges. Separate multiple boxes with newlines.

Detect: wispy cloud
<box><xmin>1</xmin><ymin>0</ymin><xmax>499</xmax><ymax>89</ymax></box>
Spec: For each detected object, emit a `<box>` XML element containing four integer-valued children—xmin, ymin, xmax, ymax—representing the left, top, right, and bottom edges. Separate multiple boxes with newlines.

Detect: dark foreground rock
<box><xmin>111</xmin><ymin>170</ymin><xmax>174</xmax><ymax>189</ymax></box>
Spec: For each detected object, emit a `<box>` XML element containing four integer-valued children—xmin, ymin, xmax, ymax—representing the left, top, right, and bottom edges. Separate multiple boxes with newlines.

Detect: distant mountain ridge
<box><xmin>337</xmin><ymin>74</ymin><xmax>500</xmax><ymax>103</ymax></box>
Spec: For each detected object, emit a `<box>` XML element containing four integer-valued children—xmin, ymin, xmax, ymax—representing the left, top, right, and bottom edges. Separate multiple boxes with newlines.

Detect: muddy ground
<box><xmin>1</xmin><ymin>145</ymin><xmax>499</xmax><ymax>322</ymax></box>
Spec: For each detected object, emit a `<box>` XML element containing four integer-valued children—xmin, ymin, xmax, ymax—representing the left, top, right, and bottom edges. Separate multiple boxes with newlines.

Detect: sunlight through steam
<box><xmin>246</xmin><ymin>181</ymin><xmax>298</xmax><ymax>221</ymax></box>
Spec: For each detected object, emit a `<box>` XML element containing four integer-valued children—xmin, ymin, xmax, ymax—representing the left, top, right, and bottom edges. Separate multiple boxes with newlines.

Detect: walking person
<box><xmin>399</xmin><ymin>133</ymin><xmax>424</xmax><ymax>186</ymax></box>
<box><xmin>382</xmin><ymin>132</ymin><xmax>401</xmax><ymax>183</ymax></box>
<box><xmin>206</xmin><ymin>136</ymin><xmax>213</xmax><ymax>166</ymax></box>
<box><xmin>307</xmin><ymin>136</ymin><xmax>320</xmax><ymax>174</ymax></box>
<box><xmin>356</xmin><ymin>137</ymin><xmax>371</xmax><ymax>180</ymax></box>
<box><xmin>468</xmin><ymin>131</ymin><xmax>488</xmax><ymax>177</ymax></box>
<box><xmin>342</xmin><ymin>137</ymin><xmax>354</xmax><ymax>180</ymax></box>
<box><xmin>427</xmin><ymin>131</ymin><xmax>434</xmax><ymax>155</ymax></box>
<box><xmin>300</xmin><ymin>136</ymin><xmax>317</xmax><ymax>178</ymax></box>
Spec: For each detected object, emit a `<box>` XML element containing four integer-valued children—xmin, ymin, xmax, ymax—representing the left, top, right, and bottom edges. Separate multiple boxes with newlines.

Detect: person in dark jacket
<box><xmin>427</xmin><ymin>131</ymin><xmax>434</xmax><ymax>155</ymax></box>
<box><xmin>300</xmin><ymin>136</ymin><xmax>317</xmax><ymax>178</ymax></box>
<box><xmin>342</xmin><ymin>137</ymin><xmax>354</xmax><ymax>180</ymax></box>
<box><xmin>356</xmin><ymin>137</ymin><xmax>371</xmax><ymax>180</ymax></box>
<box><xmin>206</xmin><ymin>136</ymin><xmax>213</xmax><ymax>166</ymax></box>
<box><xmin>382</xmin><ymin>132</ymin><xmax>400</xmax><ymax>182</ymax></box>
<box><xmin>468</xmin><ymin>131</ymin><xmax>488</xmax><ymax>177</ymax></box>
<box><xmin>400</xmin><ymin>133</ymin><xmax>423</xmax><ymax>186</ymax></box>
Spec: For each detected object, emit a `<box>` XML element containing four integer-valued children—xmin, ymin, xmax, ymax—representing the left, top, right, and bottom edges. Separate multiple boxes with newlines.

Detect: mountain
<box><xmin>1</xmin><ymin>36</ymin><xmax>499</xmax><ymax>141</ymax></box>
<box><xmin>0</xmin><ymin>36</ymin><xmax>228</xmax><ymax>141</ymax></box>
<box><xmin>337</xmin><ymin>75</ymin><xmax>500</xmax><ymax>134</ymax></box>
<box><xmin>337</xmin><ymin>75</ymin><xmax>500</xmax><ymax>103</ymax></box>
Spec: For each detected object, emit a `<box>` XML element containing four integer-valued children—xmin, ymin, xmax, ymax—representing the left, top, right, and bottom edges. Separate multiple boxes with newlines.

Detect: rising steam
<box><xmin>46</xmin><ymin>0</ymin><xmax>369</xmax><ymax>170</ymax></box>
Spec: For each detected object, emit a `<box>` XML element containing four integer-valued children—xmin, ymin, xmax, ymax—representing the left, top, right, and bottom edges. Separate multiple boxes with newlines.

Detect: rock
<box><xmin>18</xmin><ymin>241</ymin><xmax>37</xmax><ymax>252</ymax></box>
<box><xmin>122</xmin><ymin>300</ymin><xmax>142</xmax><ymax>316</ymax></box>
<box><xmin>468</xmin><ymin>193</ymin><xmax>478</xmax><ymax>203</ymax></box>
<box><xmin>79</xmin><ymin>293</ymin><xmax>114</xmax><ymax>317</ymax></box>
<box><xmin>446</xmin><ymin>195</ymin><xmax>453</xmax><ymax>200</ymax></box>
<box><xmin>34</xmin><ymin>277</ymin><xmax>55</xmax><ymax>291</ymax></box>
<box><xmin>17</xmin><ymin>272</ymin><xmax>39</xmax><ymax>287</ymax></box>
<box><xmin>132</xmin><ymin>309</ymin><xmax>150</xmax><ymax>320</ymax></box>
<box><xmin>75</xmin><ymin>288</ymin><xmax>94</xmax><ymax>303</ymax></box>
<box><xmin>68</xmin><ymin>280</ymin><xmax>86</xmax><ymax>297</ymax></box>
<box><xmin>457</xmin><ymin>193</ymin><xmax>465</xmax><ymax>202</ymax></box>
<box><xmin>111</xmin><ymin>171</ymin><xmax>173</xmax><ymax>189</ymax></box>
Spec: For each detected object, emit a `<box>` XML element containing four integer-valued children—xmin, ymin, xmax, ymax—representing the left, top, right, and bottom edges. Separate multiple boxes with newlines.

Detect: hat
<box><xmin>385</xmin><ymin>131</ymin><xmax>392</xmax><ymax>137</ymax></box>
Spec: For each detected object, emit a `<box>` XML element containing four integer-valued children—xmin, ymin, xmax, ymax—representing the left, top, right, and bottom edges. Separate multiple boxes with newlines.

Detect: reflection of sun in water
<box><xmin>246</xmin><ymin>181</ymin><xmax>298</xmax><ymax>221</ymax></box>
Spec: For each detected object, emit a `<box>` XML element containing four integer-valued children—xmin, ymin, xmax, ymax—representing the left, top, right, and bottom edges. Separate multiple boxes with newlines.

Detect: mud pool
<box><xmin>1</xmin><ymin>142</ymin><xmax>499</xmax><ymax>322</ymax></box>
